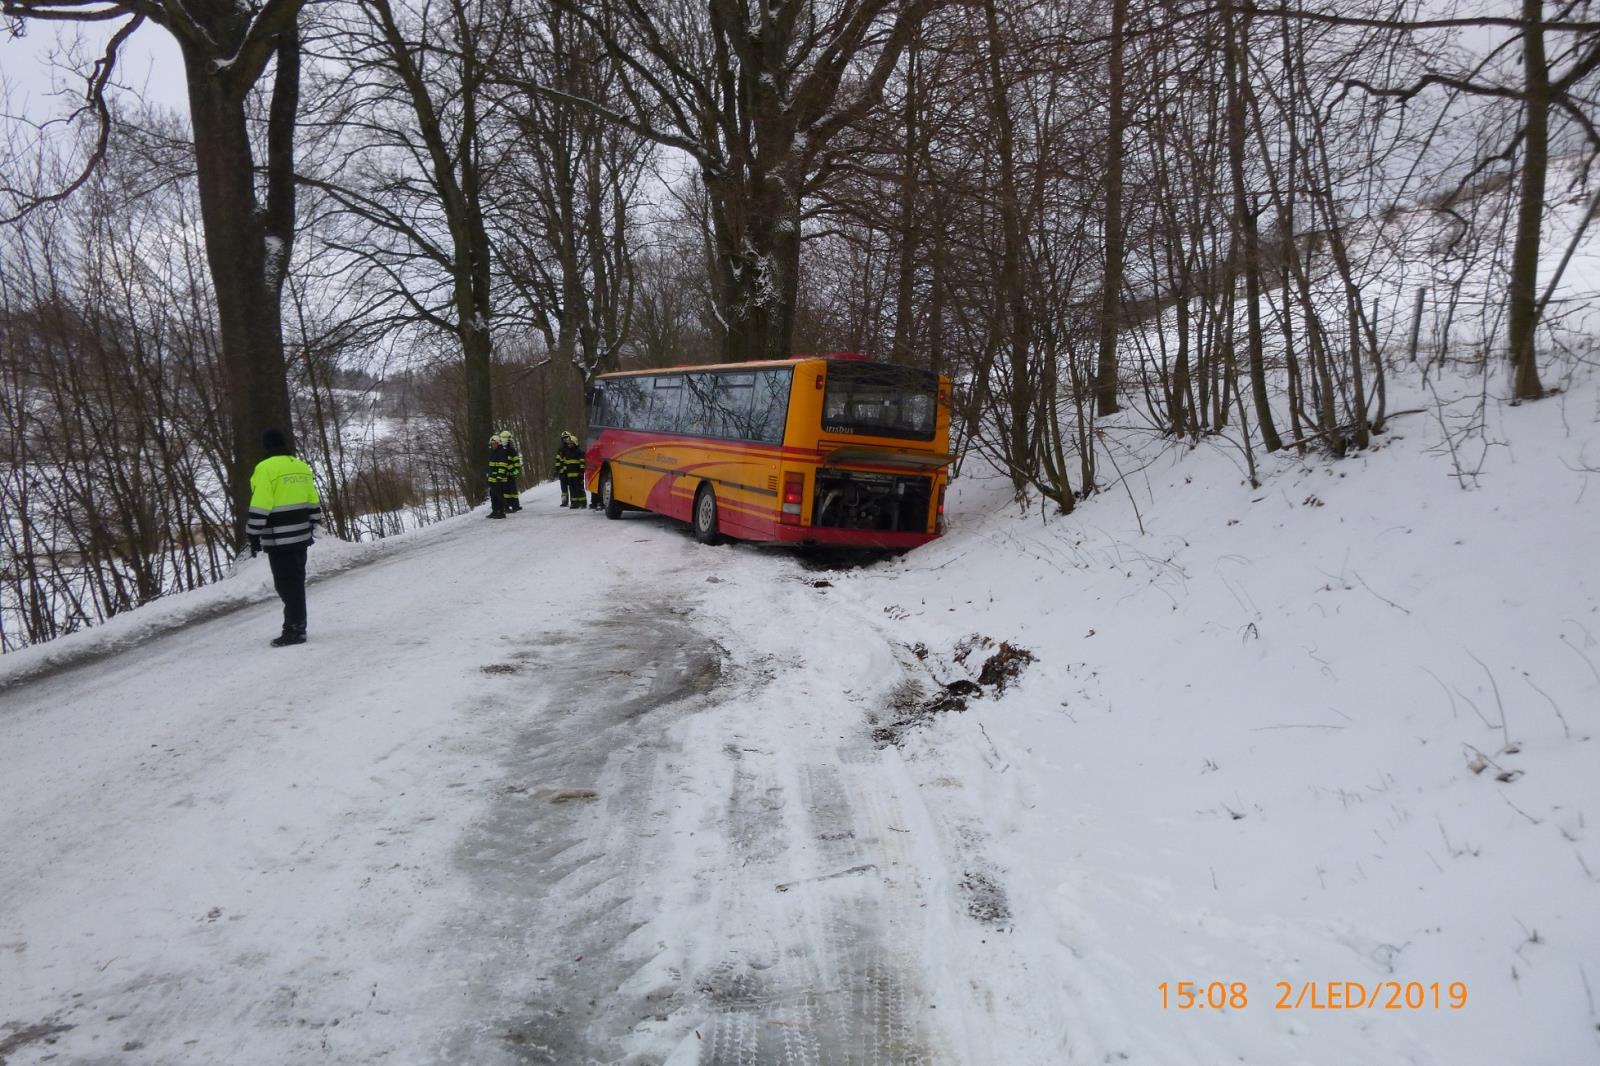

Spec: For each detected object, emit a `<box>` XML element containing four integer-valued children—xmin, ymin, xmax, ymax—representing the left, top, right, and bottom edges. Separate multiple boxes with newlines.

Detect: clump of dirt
<box><xmin>480</xmin><ymin>663</ymin><xmax>519</xmax><ymax>675</ymax></box>
<box><xmin>953</xmin><ymin>635</ymin><xmax>1037</xmax><ymax>692</ymax></box>
<box><xmin>885</xmin><ymin>678</ymin><xmax>926</xmax><ymax>713</ymax></box>
<box><xmin>0</xmin><ymin>1021</ymin><xmax>75</xmax><ymax>1061</ymax></box>
<box><xmin>937</xmin><ymin>679</ymin><xmax>982</xmax><ymax>705</ymax></box>
<box><xmin>545</xmin><ymin>788</ymin><xmax>600</xmax><ymax>803</ymax></box>
<box><xmin>958</xmin><ymin>870</ymin><xmax>1013</xmax><ymax>926</ymax></box>
<box><xmin>977</xmin><ymin>642</ymin><xmax>1035</xmax><ymax>693</ymax></box>
<box><xmin>870</xmin><ymin>716</ymin><xmax>921</xmax><ymax>748</ymax></box>
<box><xmin>871</xmin><ymin>679</ymin><xmax>981</xmax><ymax>746</ymax></box>
<box><xmin>872</xmin><ymin>637</ymin><xmax>1036</xmax><ymax>748</ymax></box>
<box><xmin>952</xmin><ymin>634</ymin><xmax>991</xmax><ymax>666</ymax></box>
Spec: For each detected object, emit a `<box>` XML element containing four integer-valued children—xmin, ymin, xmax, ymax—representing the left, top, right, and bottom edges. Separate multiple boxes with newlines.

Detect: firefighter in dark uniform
<box><xmin>486</xmin><ymin>431</ymin><xmax>515</xmax><ymax>519</ymax></box>
<box><xmin>554</xmin><ymin>430</ymin><xmax>586</xmax><ymax>508</ymax></box>
<box><xmin>247</xmin><ymin>427</ymin><xmax>323</xmax><ymax>647</ymax></box>
<box><xmin>498</xmin><ymin>431</ymin><xmax>523</xmax><ymax>512</ymax></box>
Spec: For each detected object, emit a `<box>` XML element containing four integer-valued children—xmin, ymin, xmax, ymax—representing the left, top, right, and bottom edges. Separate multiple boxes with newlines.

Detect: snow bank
<box><xmin>813</xmin><ymin>363</ymin><xmax>1600</xmax><ymax>1064</ymax></box>
<box><xmin>0</xmin><ymin>501</ymin><xmax>488</xmax><ymax>691</ymax></box>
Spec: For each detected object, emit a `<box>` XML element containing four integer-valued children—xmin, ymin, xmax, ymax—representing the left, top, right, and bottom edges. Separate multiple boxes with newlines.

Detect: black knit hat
<box><xmin>262</xmin><ymin>428</ymin><xmax>289</xmax><ymax>454</ymax></box>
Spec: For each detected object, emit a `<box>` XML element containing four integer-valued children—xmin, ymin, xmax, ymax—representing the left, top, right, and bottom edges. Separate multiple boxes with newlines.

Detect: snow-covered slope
<box><xmin>1</xmin><ymin>365</ymin><xmax>1596</xmax><ymax>1065</ymax></box>
<box><xmin>820</xmin><ymin>365</ymin><xmax>1600</xmax><ymax>1065</ymax></box>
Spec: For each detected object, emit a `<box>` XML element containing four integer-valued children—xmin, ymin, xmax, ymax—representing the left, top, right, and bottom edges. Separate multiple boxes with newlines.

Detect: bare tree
<box><xmin>298</xmin><ymin>0</ymin><xmax>503</xmax><ymax>502</ymax></box>
<box><xmin>524</xmin><ymin>0</ymin><xmax>940</xmax><ymax>361</ymax></box>
<box><xmin>0</xmin><ymin>116</ymin><xmax>235</xmax><ymax>648</ymax></box>
<box><xmin>1313</xmin><ymin>0</ymin><xmax>1600</xmax><ymax>400</ymax></box>
<box><xmin>492</xmin><ymin>0</ymin><xmax>650</xmax><ymax>393</ymax></box>
<box><xmin>4</xmin><ymin>0</ymin><xmax>309</xmax><ymax>544</ymax></box>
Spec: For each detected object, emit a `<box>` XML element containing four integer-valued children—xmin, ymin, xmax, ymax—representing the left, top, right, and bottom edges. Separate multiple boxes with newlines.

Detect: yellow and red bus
<box><xmin>585</xmin><ymin>355</ymin><xmax>952</xmax><ymax>549</ymax></box>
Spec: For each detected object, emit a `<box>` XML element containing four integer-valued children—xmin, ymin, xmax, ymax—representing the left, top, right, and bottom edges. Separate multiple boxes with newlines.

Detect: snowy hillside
<box><xmin>2</xmin><ymin>359</ymin><xmax>1596</xmax><ymax>1065</ymax></box>
<box><xmin>833</xmin><ymin>366</ymin><xmax>1600</xmax><ymax>1064</ymax></box>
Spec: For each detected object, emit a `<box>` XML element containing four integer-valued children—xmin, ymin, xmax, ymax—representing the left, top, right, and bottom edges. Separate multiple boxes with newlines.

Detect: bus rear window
<box><xmin>821</xmin><ymin>363</ymin><xmax>938</xmax><ymax>441</ymax></box>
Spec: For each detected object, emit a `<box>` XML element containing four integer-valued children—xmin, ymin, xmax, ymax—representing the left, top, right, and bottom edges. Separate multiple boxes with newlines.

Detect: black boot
<box><xmin>271</xmin><ymin>624</ymin><xmax>307</xmax><ymax>648</ymax></box>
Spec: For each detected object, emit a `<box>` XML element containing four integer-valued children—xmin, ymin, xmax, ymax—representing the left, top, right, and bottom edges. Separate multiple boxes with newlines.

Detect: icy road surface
<box><xmin>0</xmin><ymin>492</ymin><xmax>974</xmax><ymax>1065</ymax></box>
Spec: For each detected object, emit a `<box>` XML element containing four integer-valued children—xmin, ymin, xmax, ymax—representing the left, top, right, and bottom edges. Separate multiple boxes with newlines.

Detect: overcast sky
<box><xmin>2</xmin><ymin>19</ymin><xmax>187</xmax><ymax>126</ymax></box>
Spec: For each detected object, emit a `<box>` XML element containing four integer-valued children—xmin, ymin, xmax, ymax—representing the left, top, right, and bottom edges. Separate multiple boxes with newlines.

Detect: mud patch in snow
<box><xmin>957</xmin><ymin>869</ymin><xmax>1012</xmax><ymax>926</ymax></box>
<box><xmin>976</xmin><ymin>641</ymin><xmax>1035</xmax><ymax>692</ymax></box>
<box><xmin>872</xmin><ymin>637</ymin><xmax>1035</xmax><ymax>746</ymax></box>
<box><xmin>792</xmin><ymin>548</ymin><xmax>894</xmax><ymax>573</ymax></box>
<box><xmin>0</xmin><ymin>1020</ymin><xmax>74</xmax><ymax>1063</ymax></box>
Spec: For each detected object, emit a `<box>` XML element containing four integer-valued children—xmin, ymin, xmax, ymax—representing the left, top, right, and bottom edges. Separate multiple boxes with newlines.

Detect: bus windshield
<box><xmin>821</xmin><ymin>362</ymin><xmax>938</xmax><ymax>441</ymax></box>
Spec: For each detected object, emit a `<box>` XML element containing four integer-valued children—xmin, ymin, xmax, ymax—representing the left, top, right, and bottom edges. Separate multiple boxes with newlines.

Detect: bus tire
<box><xmin>692</xmin><ymin>484</ymin><xmax>722</xmax><ymax>545</ymax></box>
<box><xmin>601</xmin><ymin>466</ymin><xmax>623</xmax><ymax>520</ymax></box>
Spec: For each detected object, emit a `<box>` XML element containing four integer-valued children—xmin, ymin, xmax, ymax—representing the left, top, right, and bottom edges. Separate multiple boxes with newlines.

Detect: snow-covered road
<box><xmin>0</xmin><ymin>487</ymin><xmax>973</xmax><ymax>1064</ymax></box>
<box><xmin>15</xmin><ymin>368</ymin><xmax>1595</xmax><ymax>1066</ymax></box>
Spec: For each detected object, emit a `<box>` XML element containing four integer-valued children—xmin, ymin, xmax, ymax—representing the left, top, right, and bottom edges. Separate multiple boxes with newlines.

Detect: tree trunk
<box><xmin>181</xmin><ymin>35</ymin><xmax>298</xmax><ymax>546</ymax></box>
<box><xmin>891</xmin><ymin>33</ymin><xmax>922</xmax><ymax>366</ymax></box>
<box><xmin>707</xmin><ymin>168</ymin><xmax>800</xmax><ymax>362</ymax></box>
<box><xmin>1224</xmin><ymin>0</ymin><xmax>1281</xmax><ymax>451</ymax></box>
<box><xmin>1094</xmin><ymin>0</ymin><xmax>1126</xmax><ymax>416</ymax></box>
<box><xmin>980</xmin><ymin>0</ymin><xmax>1035</xmax><ymax>493</ymax></box>
<box><xmin>1508</xmin><ymin>0</ymin><xmax>1548</xmax><ymax>400</ymax></box>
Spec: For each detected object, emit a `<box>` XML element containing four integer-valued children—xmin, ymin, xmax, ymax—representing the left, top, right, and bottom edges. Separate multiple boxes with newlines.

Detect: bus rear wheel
<box><xmin>601</xmin><ymin>467</ymin><xmax>623</xmax><ymax>520</ymax></box>
<box><xmin>693</xmin><ymin>484</ymin><xmax>722</xmax><ymax>545</ymax></box>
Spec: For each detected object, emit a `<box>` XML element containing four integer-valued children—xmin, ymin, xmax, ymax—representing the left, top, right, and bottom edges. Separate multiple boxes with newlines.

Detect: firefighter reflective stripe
<box><xmin>488</xmin><ymin>445</ymin><xmax>516</xmax><ymax>484</ymax></box>
<box><xmin>506</xmin><ymin>447</ymin><xmax>522</xmax><ymax>479</ymax></box>
<box><xmin>553</xmin><ymin>448</ymin><xmax>584</xmax><ymax>477</ymax></box>
<box><xmin>247</xmin><ymin>455</ymin><xmax>322</xmax><ymax>548</ymax></box>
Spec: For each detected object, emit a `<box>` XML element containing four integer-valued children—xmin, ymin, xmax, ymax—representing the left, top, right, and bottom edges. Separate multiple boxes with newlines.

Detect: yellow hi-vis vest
<box><xmin>247</xmin><ymin>454</ymin><xmax>323</xmax><ymax>549</ymax></box>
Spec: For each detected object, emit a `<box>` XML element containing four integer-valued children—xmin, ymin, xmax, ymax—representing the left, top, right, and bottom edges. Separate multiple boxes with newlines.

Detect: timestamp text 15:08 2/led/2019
<box><xmin>1158</xmin><ymin>981</ymin><xmax>1469</xmax><ymax>1010</ymax></box>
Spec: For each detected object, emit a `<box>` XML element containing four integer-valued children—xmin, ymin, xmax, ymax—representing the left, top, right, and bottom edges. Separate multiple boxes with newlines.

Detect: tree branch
<box><xmin>0</xmin><ymin>12</ymin><xmax>142</xmax><ymax>223</ymax></box>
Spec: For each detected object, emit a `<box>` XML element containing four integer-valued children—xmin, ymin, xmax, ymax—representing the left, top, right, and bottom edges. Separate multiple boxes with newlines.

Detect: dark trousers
<box><xmin>488</xmin><ymin>480</ymin><xmax>509</xmax><ymax>514</ymax></box>
<box><xmin>267</xmin><ymin>545</ymin><xmax>308</xmax><ymax>631</ymax></box>
<box><xmin>559</xmin><ymin>474</ymin><xmax>584</xmax><ymax>503</ymax></box>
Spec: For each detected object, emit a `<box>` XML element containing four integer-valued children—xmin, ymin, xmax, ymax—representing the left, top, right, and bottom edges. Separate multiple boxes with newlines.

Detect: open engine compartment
<box><xmin>811</xmin><ymin>469</ymin><xmax>932</xmax><ymax>533</ymax></box>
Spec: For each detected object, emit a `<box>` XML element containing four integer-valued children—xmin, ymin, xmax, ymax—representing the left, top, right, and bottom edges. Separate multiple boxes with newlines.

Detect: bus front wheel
<box><xmin>601</xmin><ymin>467</ymin><xmax>623</xmax><ymax>520</ymax></box>
<box><xmin>693</xmin><ymin>484</ymin><xmax>722</xmax><ymax>546</ymax></box>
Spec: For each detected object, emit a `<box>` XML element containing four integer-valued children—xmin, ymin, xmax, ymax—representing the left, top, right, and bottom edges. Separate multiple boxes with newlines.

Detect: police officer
<box><xmin>247</xmin><ymin>428</ymin><xmax>322</xmax><ymax>647</ymax></box>
<box><xmin>554</xmin><ymin>430</ymin><xmax>586</xmax><ymax>508</ymax></box>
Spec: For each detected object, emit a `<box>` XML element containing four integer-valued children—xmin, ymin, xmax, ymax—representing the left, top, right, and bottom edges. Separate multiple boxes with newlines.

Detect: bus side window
<box><xmin>752</xmin><ymin>369</ymin><xmax>792</xmax><ymax>444</ymax></box>
<box><xmin>680</xmin><ymin>373</ymin><xmax>716</xmax><ymax>437</ymax></box>
<box><xmin>611</xmin><ymin>377</ymin><xmax>648</xmax><ymax>429</ymax></box>
<box><xmin>714</xmin><ymin>373</ymin><xmax>755</xmax><ymax>439</ymax></box>
<box><xmin>649</xmin><ymin>377</ymin><xmax>684</xmax><ymax>433</ymax></box>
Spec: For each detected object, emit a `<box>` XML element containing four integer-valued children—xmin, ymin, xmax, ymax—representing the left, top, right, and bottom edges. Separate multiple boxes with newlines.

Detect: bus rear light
<box><xmin>781</xmin><ymin>473</ymin><xmax>804</xmax><ymax>524</ymax></box>
<box><xmin>936</xmin><ymin>486</ymin><xmax>946</xmax><ymax>533</ymax></box>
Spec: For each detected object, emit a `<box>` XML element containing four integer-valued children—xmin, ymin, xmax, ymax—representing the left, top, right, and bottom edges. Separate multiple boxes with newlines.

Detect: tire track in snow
<box><xmin>429</xmin><ymin>600</ymin><xmax>728</xmax><ymax>1064</ymax></box>
<box><xmin>686</xmin><ymin>657</ymin><xmax>945</xmax><ymax>1065</ymax></box>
